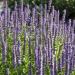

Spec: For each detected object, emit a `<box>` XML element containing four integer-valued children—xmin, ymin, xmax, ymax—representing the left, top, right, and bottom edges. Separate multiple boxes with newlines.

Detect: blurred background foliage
<box><xmin>52</xmin><ymin>0</ymin><xmax>75</xmax><ymax>19</ymax></box>
<box><xmin>7</xmin><ymin>0</ymin><xmax>75</xmax><ymax>19</ymax></box>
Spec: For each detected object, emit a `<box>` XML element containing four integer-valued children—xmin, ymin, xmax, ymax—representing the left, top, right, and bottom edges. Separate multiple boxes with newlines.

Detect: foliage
<box><xmin>52</xmin><ymin>0</ymin><xmax>75</xmax><ymax>19</ymax></box>
<box><xmin>54</xmin><ymin>36</ymin><xmax>64</xmax><ymax>61</ymax></box>
<box><xmin>7</xmin><ymin>0</ymin><xmax>75</xmax><ymax>18</ymax></box>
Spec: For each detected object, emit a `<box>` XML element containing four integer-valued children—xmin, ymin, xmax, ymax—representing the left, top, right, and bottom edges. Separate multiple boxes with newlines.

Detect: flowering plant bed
<box><xmin>0</xmin><ymin>0</ymin><xmax>75</xmax><ymax>75</ymax></box>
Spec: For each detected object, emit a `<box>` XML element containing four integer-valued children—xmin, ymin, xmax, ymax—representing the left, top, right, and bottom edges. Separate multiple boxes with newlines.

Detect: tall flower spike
<box><xmin>3</xmin><ymin>0</ymin><xmax>8</xmax><ymax>27</ymax></box>
<box><xmin>21</xmin><ymin>0</ymin><xmax>24</xmax><ymax>27</ymax></box>
<box><xmin>40</xmin><ymin>4</ymin><xmax>44</xmax><ymax>75</ymax></box>
<box><xmin>35</xmin><ymin>23</ymin><xmax>40</xmax><ymax>74</ymax></box>
<box><xmin>14</xmin><ymin>1</ymin><xmax>18</xmax><ymax>28</ymax></box>
<box><xmin>16</xmin><ymin>40</ymin><xmax>21</xmax><ymax>65</ymax></box>
<box><xmin>48</xmin><ymin>0</ymin><xmax>52</xmax><ymax>12</ymax></box>
<box><xmin>12</xmin><ymin>44</ymin><xmax>17</xmax><ymax>68</ymax></box>
<box><xmin>62</xmin><ymin>9</ymin><xmax>66</xmax><ymax>23</ymax></box>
